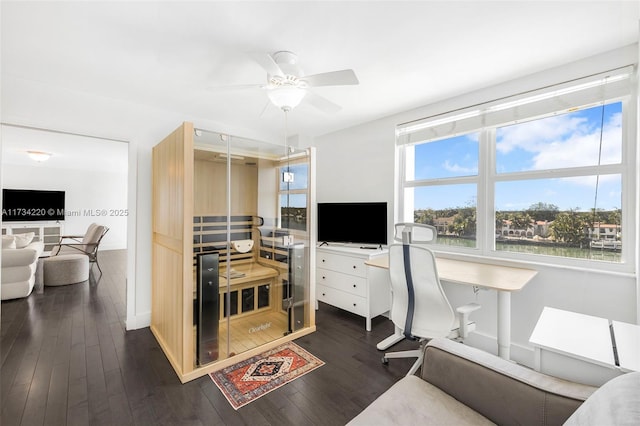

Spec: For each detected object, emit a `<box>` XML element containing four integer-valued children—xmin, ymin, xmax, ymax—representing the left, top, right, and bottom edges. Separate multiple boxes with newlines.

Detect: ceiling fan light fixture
<box><xmin>26</xmin><ymin>150</ymin><xmax>52</xmax><ymax>162</ymax></box>
<box><xmin>267</xmin><ymin>87</ymin><xmax>306</xmax><ymax>110</ymax></box>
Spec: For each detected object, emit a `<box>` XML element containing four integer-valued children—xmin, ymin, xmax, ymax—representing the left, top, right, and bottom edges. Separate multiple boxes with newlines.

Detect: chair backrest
<box><xmin>394</xmin><ymin>223</ymin><xmax>437</xmax><ymax>245</ymax></box>
<box><xmin>81</xmin><ymin>224</ymin><xmax>108</xmax><ymax>257</ymax></box>
<box><xmin>91</xmin><ymin>226</ymin><xmax>109</xmax><ymax>255</ymax></box>
<box><xmin>82</xmin><ymin>223</ymin><xmax>99</xmax><ymax>245</ymax></box>
<box><xmin>388</xmin><ymin>224</ymin><xmax>454</xmax><ymax>339</ymax></box>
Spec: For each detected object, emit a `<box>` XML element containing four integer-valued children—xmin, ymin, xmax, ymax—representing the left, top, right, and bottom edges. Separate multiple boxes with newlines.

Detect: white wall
<box><xmin>2</xmin><ymin>163</ymin><xmax>128</xmax><ymax>250</ymax></box>
<box><xmin>3</xmin><ymin>39</ymin><xmax>637</xmax><ymax>384</ymax></box>
<box><xmin>1</xmin><ymin>74</ymin><xmax>278</xmax><ymax>330</ymax></box>
<box><xmin>312</xmin><ymin>45</ymin><xmax>639</xmax><ymax>382</ymax></box>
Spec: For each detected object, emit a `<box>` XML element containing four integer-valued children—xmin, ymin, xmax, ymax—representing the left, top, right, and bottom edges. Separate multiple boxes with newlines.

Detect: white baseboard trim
<box><xmin>464</xmin><ymin>331</ymin><xmax>536</xmax><ymax>368</ymax></box>
<box><xmin>126</xmin><ymin>311</ymin><xmax>151</xmax><ymax>330</ymax></box>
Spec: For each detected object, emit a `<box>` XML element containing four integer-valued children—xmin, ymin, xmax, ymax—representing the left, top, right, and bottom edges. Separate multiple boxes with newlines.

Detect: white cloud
<box><xmin>497</xmin><ymin>111</ymin><xmax>622</xmax><ymax>179</ymax></box>
<box><xmin>442</xmin><ymin>159</ymin><xmax>477</xmax><ymax>174</ymax></box>
<box><xmin>496</xmin><ymin>114</ymin><xmax>587</xmax><ymax>154</ymax></box>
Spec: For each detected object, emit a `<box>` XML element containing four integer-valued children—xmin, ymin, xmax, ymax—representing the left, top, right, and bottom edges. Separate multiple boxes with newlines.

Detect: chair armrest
<box><xmin>58</xmin><ymin>235</ymin><xmax>84</xmax><ymax>242</ymax></box>
<box><xmin>51</xmin><ymin>242</ymin><xmax>93</xmax><ymax>256</ymax></box>
<box><xmin>421</xmin><ymin>338</ymin><xmax>597</xmax><ymax>426</ymax></box>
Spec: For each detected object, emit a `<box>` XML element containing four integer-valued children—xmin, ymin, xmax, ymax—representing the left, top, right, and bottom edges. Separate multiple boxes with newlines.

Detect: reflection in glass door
<box><xmin>193</xmin><ymin>129</ymin><xmax>311</xmax><ymax>365</ymax></box>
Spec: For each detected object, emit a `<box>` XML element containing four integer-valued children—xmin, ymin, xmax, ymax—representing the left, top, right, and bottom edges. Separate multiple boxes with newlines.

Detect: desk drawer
<box><xmin>316</xmin><ymin>252</ymin><xmax>367</xmax><ymax>277</ymax></box>
<box><xmin>316</xmin><ymin>268</ymin><xmax>366</xmax><ymax>297</ymax></box>
<box><xmin>317</xmin><ymin>284</ymin><xmax>366</xmax><ymax>316</ymax></box>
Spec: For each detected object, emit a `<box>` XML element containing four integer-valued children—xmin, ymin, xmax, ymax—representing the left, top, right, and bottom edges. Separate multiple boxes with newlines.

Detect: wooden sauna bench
<box><xmin>216</xmin><ymin>260</ymin><xmax>281</xmax><ymax>320</ymax></box>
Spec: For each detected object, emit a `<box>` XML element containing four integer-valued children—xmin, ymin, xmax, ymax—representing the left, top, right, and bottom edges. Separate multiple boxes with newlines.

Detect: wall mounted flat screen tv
<box><xmin>317</xmin><ymin>202</ymin><xmax>387</xmax><ymax>246</ymax></box>
<box><xmin>2</xmin><ymin>189</ymin><xmax>65</xmax><ymax>222</ymax></box>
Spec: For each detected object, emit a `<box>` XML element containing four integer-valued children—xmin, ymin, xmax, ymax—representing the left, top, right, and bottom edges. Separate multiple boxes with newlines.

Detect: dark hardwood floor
<box><xmin>1</xmin><ymin>250</ymin><xmax>415</xmax><ymax>425</ymax></box>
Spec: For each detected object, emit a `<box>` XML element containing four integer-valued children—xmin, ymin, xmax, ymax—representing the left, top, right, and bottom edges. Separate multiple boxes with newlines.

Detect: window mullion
<box><xmin>494</xmin><ymin>164</ymin><xmax>622</xmax><ymax>182</ymax></box>
<box><xmin>478</xmin><ymin>128</ymin><xmax>495</xmax><ymax>255</ymax></box>
<box><xmin>404</xmin><ymin>176</ymin><xmax>479</xmax><ymax>187</ymax></box>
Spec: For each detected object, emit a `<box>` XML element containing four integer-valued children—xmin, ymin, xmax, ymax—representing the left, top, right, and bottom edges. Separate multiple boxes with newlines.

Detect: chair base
<box><xmin>382</xmin><ymin>346</ymin><xmax>426</xmax><ymax>376</ymax></box>
<box><xmin>380</xmin><ymin>320</ymin><xmax>479</xmax><ymax>376</ymax></box>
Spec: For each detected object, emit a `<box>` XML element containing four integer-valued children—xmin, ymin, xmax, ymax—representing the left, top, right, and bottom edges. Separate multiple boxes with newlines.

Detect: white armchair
<box><xmin>51</xmin><ymin>223</ymin><xmax>109</xmax><ymax>275</ymax></box>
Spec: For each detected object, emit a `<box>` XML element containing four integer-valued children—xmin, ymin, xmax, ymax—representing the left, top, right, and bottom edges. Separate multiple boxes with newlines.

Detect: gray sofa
<box><xmin>348</xmin><ymin>338</ymin><xmax>640</xmax><ymax>425</ymax></box>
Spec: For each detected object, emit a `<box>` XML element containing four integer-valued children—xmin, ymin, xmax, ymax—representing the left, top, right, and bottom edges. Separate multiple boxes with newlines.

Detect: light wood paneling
<box><xmin>193</xmin><ymin>158</ymin><xmax>258</xmax><ymax>215</ymax></box>
<box><xmin>152</xmin><ymin>132</ymin><xmax>316</xmax><ymax>383</ymax></box>
<box><xmin>151</xmin><ymin>122</ymin><xmax>194</xmax><ymax>377</ymax></box>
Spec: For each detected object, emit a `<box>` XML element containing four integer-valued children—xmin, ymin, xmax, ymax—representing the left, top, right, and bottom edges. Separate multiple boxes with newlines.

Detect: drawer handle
<box><xmin>322</xmin><ymin>276</ymin><xmax>326</xmax><ymax>280</ymax></box>
<box><xmin>322</xmin><ymin>293</ymin><xmax>326</xmax><ymax>296</ymax></box>
<box><xmin>322</xmin><ymin>259</ymin><xmax>325</xmax><ymax>263</ymax></box>
<box><xmin>353</xmin><ymin>303</ymin><xmax>357</xmax><ymax>307</ymax></box>
<box><xmin>353</xmin><ymin>265</ymin><xmax>357</xmax><ymax>269</ymax></box>
<box><xmin>352</xmin><ymin>284</ymin><xmax>357</xmax><ymax>288</ymax></box>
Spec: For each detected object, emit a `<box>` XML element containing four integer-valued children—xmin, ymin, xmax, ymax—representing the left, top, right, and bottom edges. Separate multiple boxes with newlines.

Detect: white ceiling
<box><xmin>2</xmin><ymin>1</ymin><xmax>639</xmax><ymax>142</ymax></box>
<box><xmin>1</xmin><ymin>125</ymin><xmax>129</xmax><ymax>173</ymax></box>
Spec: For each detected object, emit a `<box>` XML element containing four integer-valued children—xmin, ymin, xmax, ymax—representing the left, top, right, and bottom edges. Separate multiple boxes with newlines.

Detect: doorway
<box><xmin>0</xmin><ymin>124</ymin><xmax>131</xmax><ymax>324</ymax></box>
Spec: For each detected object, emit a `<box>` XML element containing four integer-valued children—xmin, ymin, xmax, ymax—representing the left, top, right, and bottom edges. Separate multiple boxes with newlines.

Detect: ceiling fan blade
<box><xmin>248</xmin><ymin>52</ymin><xmax>284</xmax><ymax>77</ymax></box>
<box><xmin>301</xmin><ymin>69</ymin><xmax>359</xmax><ymax>87</ymax></box>
<box><xmin>304</xmin><ymin>90</ymin><xmax>342</xmax><ymax>113</ymax></box>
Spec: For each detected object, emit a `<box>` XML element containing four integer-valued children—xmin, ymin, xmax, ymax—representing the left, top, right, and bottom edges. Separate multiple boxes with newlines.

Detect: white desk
<box><xmin>530</xmin><ymin>307</ymin><xmax>640</xmax><ymax>374</ymax></box>
<box><xmin>613</xmin><ymin>320</ymin><xmax>640</xmax><ymax>372</ymax></box>
<box><xmin>366</xmin><ymin>255</ymin><xmax>537</xmax><ymax>360</ymax></box>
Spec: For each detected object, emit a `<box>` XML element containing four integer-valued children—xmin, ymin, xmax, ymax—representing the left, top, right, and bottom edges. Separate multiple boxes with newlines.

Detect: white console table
<box><xmin>2</xmin><ymin>222</ymin><xmax>64</xmax><ymax>254</ymax></box>
<box><xmin>316</xmin><ymin>245</ymin><xmax>391</xmax><ymax>331</ymax></box>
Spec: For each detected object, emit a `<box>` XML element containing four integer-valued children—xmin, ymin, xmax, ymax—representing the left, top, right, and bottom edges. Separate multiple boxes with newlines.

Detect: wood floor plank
<box><xmin>0</xmin><ymin>382</ymin><xmax>29</xmax><ymax>426</ymax></box>
<box><xmin>1</xmin><ymin>250</ymin><xmax>414</xmax><ymax>425</ymax></box>
<box><xmin>44</xmin><ymin>361</ymin><xmax>70</xmax><ymax>425</ymax></box>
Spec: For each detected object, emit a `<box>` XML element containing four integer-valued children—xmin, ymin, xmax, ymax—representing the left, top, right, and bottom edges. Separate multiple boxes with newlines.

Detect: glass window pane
<box><xmin>411</xmin><ymin>133</ymin><xmax>479</xmax><ymax>180</ymax></box>
<box><xmin>280</xmin><ymin>163</ymin><xmax>308</xmax><ymax>190</ymax></box>
<box><xmin>407</xmin><ymin>184</ymin><xmax>477</xmax><ymax>248</ymax></box>
<box><xmin>495</xmin><ymin>175</ymin><xmax>621</xmax><ymax>262</ymax></box>
<box><xmin>280</xmin><ymin>194</ymin><xmax>307</xmax><ymax>231</ymax></box>
<box><xmin>496</xmin><ymin>102</ymin><xmax>622</xmax><ymax>174</ymax></box>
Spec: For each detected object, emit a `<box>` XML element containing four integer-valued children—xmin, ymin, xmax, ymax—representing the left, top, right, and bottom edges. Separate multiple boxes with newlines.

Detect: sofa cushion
<box><xmin>13</xmin><ymin>232</ymin><xmax>35</xmax><ymax>249</ymax></box>
<box><xmin>563</xmin><ymin>372</ymin><xmax>640</xmax><ymax>426</ymax></box>
<box><xmin>346</xmin><ymin>375</ymin><xmax>495</xmax><ymax>426</ymax></box>
<box><xmin>1</xmin><ymin>246</ymin><xmax>39</xmax><ymax>268</ymax></box>
<box><xmin>2</xmin><ymin>235</ymin><xmax>16</xmax><ymax>249</ymax></box>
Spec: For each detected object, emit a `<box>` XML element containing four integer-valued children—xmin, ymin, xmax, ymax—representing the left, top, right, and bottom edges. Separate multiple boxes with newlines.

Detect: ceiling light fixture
<box><xmin>26</xmin><ymin>150</ymin><xmax>52</xmax><ymax>162</ymax></box>
<box><xmin>267</xmin><ymin>87</ymin><xmax>306</xmax><ymax>111</ymax></box>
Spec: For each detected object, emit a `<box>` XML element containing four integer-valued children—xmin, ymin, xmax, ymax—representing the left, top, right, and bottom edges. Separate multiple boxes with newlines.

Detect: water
<box><xmin>436</xmin><ymin>236</ymin><xmax>621</xmax><ymax>263</ymax></box>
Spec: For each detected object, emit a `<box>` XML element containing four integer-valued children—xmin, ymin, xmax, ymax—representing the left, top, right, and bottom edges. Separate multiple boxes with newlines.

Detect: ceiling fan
<box><xmin>217</xmin><ymin>51</ymin><xmax>359</xmax><ymax>113</ymax></box>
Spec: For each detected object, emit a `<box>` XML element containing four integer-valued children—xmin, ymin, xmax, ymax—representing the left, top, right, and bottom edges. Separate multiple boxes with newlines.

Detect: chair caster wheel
<box><xmin>382</xmin><ymin>357</ymin><xmax>388</xmax><ymax>365</ymax></box>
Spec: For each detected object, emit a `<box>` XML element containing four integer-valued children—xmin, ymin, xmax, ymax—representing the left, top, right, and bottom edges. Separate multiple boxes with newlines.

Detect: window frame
<box><xmin>396</xmin><ymin>77</ymin><xmax>636</xmax><ymax>274</ymax></box>
<box><xmin>276</xmin><ymin>156</ymin><xmax>310</xmax><ymax>236</ymax></box>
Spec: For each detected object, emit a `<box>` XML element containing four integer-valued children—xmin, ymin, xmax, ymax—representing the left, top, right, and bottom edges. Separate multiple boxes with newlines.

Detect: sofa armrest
<box><xmin>422</xmin><ymin>338</ymin><xmax>597</xmax><ymax>426</ymax></box>
<box><xmin>2</xmin><ymin>247</ymin><xmax>38</xmax><ymax>266</ymax></box>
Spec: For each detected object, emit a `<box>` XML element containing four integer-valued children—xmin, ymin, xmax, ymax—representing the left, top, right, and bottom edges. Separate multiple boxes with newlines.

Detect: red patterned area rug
<box><xmin>209</xmin><ymin>341</ymin><xmax>325</xmax><ymax>410</ymax></box>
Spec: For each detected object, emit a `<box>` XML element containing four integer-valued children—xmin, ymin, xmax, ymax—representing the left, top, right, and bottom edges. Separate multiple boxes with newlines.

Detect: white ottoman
<box><xmin>44</xmin><ymin>254</ymin><xmax>89</xmax><ymax>286</ymax></box>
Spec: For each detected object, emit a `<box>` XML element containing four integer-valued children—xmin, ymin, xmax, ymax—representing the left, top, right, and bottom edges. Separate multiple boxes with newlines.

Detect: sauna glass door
<box><xmin>193</xmin><ymin>129</ymin><xmax>311</xmax><ymax>363</ymax></box>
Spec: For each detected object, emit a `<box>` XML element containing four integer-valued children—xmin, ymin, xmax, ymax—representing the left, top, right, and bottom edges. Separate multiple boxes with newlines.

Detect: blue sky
<box><xmin>412</xmin><ymin>102</ymin><xmax>622</xmax><ymax>211</ymax></box>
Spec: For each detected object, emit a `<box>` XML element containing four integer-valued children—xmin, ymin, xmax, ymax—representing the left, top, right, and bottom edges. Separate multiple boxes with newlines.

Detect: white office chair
<box><xmin>379</xmin><ymin>223</ymin><xmax>481</xmax><ymax>376</ymax></box>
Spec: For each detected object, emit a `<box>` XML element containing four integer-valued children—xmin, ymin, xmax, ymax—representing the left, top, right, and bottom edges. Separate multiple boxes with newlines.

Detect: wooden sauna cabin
<box><xmin>151</xmin><ymin>122</ymin><xmax>316</xmax><ymax>383</ymax></box>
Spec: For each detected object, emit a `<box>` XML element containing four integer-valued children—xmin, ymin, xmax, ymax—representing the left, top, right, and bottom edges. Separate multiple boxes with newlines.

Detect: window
<box><xmin>397</xmin><ymin>67</ymin><xmax>635</xmax><ymax>270</ymax></box>
<box><xmin>278</xmin><ymin>162</ymin><xmax>309</xmax><ymax>232</ymax></box>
